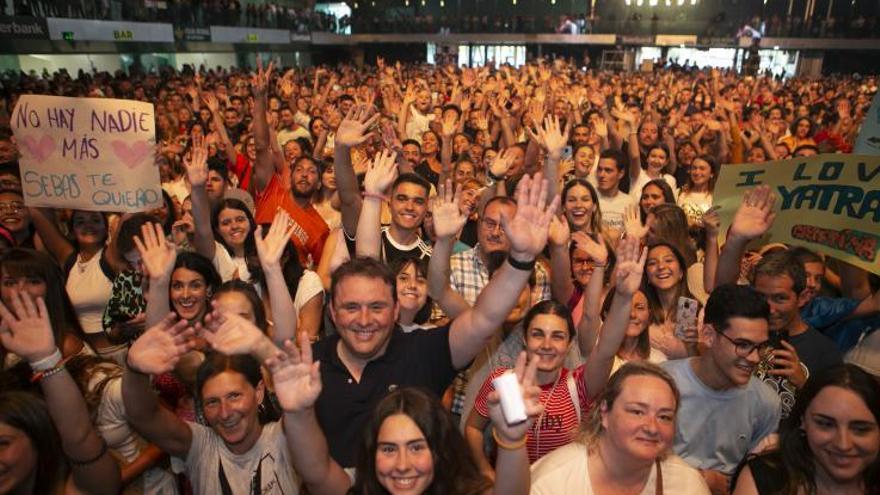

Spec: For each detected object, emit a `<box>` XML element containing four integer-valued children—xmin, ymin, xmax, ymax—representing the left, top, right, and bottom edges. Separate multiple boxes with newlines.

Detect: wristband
<box><xmin>487</xmin><ymin>170</ymin><xmax>505</xmax><ymax>182</ymax></box>
<box><xmin>492</xmin><ymin>428</ymin><xmax>527</xmax><ymax>450</ymax></box>
<box><xmin>363</xmin><ymin>191</ymin><xmax>387</xmax><ymax>202</ymax></box>
<box><xmin>29</xmin><ymin>348</ymin><xmax>62</xmax><ymax>371</ymax></box>
<box><xmin>507</xmin><ymin>256</ymin><xmax>536</xmax><ymax>272</ymax></box>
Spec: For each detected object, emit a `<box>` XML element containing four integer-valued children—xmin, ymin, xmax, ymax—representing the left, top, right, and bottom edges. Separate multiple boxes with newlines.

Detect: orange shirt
<box><xmin>255</xmin><ymin>173</ymin><xmax>329</xmax><ymax>267</ymax></box>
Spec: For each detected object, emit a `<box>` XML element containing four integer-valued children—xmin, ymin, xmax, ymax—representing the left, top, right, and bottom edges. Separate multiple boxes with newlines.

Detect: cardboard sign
<box><xmin>714</xmin><ymin>155</ymin><xmax>880</xmax><ymax>275</ymax></box>
<box><xmin>11</xmin><ymin>95</ymin><xmax>162</xmax><ymax>212</ymax></box>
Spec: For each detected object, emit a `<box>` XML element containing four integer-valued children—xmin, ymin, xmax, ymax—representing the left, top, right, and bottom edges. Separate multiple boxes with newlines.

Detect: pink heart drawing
<box><xmin>20</xmin><ymin>135</ymin><xmax>55</xmax><ymax>162</ymax></box>
<box><xmin>110</xmin><ymin>140</ymin><xmax>154</xmax><ymax>169</ymax></box>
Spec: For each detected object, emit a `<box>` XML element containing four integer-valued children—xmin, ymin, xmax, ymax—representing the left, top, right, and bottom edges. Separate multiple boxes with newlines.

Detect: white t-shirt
<box><xmin>293</xmin><ymin>270</ymin><xmax>323</xmax><ymax>314</ymax></box>
<box><xmin>277</xmin><ymin>126</ymin><xmax>311</xmax><ymax>148</ymax></box>
<box><xmin>610</xmin><ymin>347</ymin><xmax>668</xmax><ymax>375</ymax></box>
<box><xmin>405</xmin><ymin>107</ymin><xmax>434</xmax><ymax>141</ymax></box>
<box><xmin>92</xmin><ymin>372</ymin><xmax>179</xmax><ymax>494</ymax></box>
<box><xmin>183</xmin><ymin>420</ymin><xmax>300</xmax><ymax>495</ymax></box>
<box><xmin>629</xmin><ymin>172</ymin><xmax>678</xmax><ymax>202</ymax></box>
<box><xmin>66</xmin><ymin>249</ymin><xmax>113</xmax><ymax>335</ymax></box>
<box><xmin>213</xmin><ymin>241</ymin><xmax>252</xmax><ymax>285</ymax></box>
<box><xmin>598</xmin><ymin>190</ymin><xmax>635</xmax><ymax>233</ymax></box>
<box><xmin>530</xmin><ymin>443</ymin><xmax>709</xmax><ymax>494</ymax></box>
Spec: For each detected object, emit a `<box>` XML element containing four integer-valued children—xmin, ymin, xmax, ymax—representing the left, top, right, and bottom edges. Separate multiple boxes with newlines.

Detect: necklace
<box><xmin>532</xmin><ymin>369</ymin><xmax>565</xmax><ymax>457</ymax></box>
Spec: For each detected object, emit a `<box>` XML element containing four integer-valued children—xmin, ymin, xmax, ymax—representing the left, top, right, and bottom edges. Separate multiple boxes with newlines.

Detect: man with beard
<box><xmin>255</xmin><ymin>155</ymin><xmax>328</xmax><ymax>267</ymax></box>
<box><xmin>662</xmin><ymin>284</ymin><xmax>781</xmax><ymax>494</ymax></box>
<box><xmin>277</xmin><ymin>106</ymin><xmax>311</xmax><ymax>148</ymax></box>
<box><xmin>251</xmin><ymin>62</ymin><xmax>328</xmax><ymax>267</ymax></box>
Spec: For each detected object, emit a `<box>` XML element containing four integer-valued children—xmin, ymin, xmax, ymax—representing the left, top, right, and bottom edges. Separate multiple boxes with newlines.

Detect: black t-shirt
<box><xmin>736</xmin><ymin>453</ymin><xmax>786</xmax><ymax>495</ymax></box>
<box><xmin>789</xmin><ymin>326</ymin><xmax>844</xmax><ymax>378</ymax></box>
<box><xmin>414</xmin><ymin>161</ymin><xmax>441</xmax><ymax>188</ymax></box>
<box><xmin>343</xmin><ymin>227</ymin><xmax>432</xmax><ymax>265</ymax></box>
<box><xmin>312</xmin><ymin>326</ymin><xmax>457</xmax><ymax>467</ymax></box>
<box><xmin>459</xmin><ymin>218</ymin><xmax>478</xmax><ymax>248</ymax></box>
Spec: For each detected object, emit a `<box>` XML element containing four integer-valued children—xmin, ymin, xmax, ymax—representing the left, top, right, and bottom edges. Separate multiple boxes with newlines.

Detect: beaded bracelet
<box><xmin>30</xmin><ymin>360</ymin><xmax>69</xmax><ymax>383</ymax></box>
<box><xmin>362</xmin><ymin>191</ymin><xmax>387</xmax><ymax>202</ymax></box>
<box><xmin>492</xmin><ymin>428</ymin><xmax>527</xmax><ymax>450</ymax></box>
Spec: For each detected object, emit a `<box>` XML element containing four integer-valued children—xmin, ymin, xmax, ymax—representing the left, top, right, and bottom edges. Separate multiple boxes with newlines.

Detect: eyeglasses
<box><xmin>715</xmin><ymin>329</ymin><xmax>771</xmax><ymax>358</ymax></box>
<box><xmin>0</xmin><ymin>202</ymin><xmax>25</xmax><ymax>213</ymax></box>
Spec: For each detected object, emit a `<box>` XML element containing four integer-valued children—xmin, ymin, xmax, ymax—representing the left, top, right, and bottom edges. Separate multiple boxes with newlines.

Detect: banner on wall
<box><xmin>714</xmin><ymin>155</ymin><xmax>880</xmax><ymax>275</ymax></box>
<box><xmin>210</xmin><ymin>26</ymin><xmax>291</xmax><ymax>44</ymax></box>
<box><xmin>855</xmin><ymin>91</ymin><xmax>880</xmax><ymax>155</ymax></box>
<box><xmin>0</xmin><ymin>16</ymin><xmax>48</xmax><ymax>39</ymax></box>
<box><xmin>10</xmin><ymin>95</ymin><xmax>162</xmax><ymax>213</ymax></box>
<box><xmin>47</xmin><ymin>17</ymin><xmax>174</xmax><ymax>42</ymax></box>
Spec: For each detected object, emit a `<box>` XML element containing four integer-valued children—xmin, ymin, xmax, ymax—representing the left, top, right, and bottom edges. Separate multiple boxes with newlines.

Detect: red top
<box><xmin>255</xmin><ymin>173</ymin><xmax>329</xmax><ymax>267</ymax></box>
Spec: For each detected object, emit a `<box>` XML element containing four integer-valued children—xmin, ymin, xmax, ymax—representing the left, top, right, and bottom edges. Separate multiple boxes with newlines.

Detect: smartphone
<box><xmin>674</xmin><ymin>297</ymin><xmax>699</xmax><ymax>342</ymax></box>
<box><xmin>561</xmin><ymin>145</ymin><xmax>573</xmax><ymax>160</ymax></box>
<box><xmin>767</xmin><ymin>330</ymin><xmax>788</xmax><ymax>350</ymax></box>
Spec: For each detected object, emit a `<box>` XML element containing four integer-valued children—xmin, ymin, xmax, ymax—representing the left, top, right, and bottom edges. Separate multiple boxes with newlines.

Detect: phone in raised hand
<box><xmin>674</xmin><ymin>296</ymin><xmax>699</xmax><ymax>342</ymax></box>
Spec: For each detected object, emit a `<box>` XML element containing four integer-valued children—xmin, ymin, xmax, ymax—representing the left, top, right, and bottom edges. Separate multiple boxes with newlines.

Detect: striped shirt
<box><xmin>474</xmin><ymin>365</ymin><xmax>591</xmax><ymax>464</ymax></box>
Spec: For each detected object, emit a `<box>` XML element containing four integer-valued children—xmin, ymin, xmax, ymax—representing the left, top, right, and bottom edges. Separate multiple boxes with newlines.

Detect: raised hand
<box><xmin>336</xmin><ymin>104</ymin><xmax>380</xmax><ymax>148</ymax></box>
<box><xmin>0</xmin><ymin>291</ymin><xmax>56</xmax><ymax>363</ymax></box>
<box><xmin>571</xmin><ymin>231</ymin><xmax>609</xmax><ymax>266</ymax></box>
<box><xmin>500</xmin><ymin>173</ymin><xmax>561</xmax><ymax>261</ymax></box>
<box><xmin>614</xmin><ymin>235</ymin><xmax>647</xmax><ymax>296</ymax></box>
<box><xmin>202</xmin><ymin>92</ymin><xmax>221</xmax><ymax>114</ymax></box>
<box><xmin>256</xmin><ymin>208</ymin><xmax>296</xmax><ymax>269</ymax></box>
<box><xmin>487</xmin><ymin>352</ymin><xmax>544</xmax><ymax>441</ymax></box>
<box><xmin>432</xmin><ymin>180</ymin><xmax>467</xmax><ymax>240</ymax></box>
<box><xmin>363</xmin><ymin>149</ymin><xmax>398</xmax><ymax>195</ymax></box>
<box><xmin>134</xmin><ymin>222</ymin><xmax>177</xmax><ymax>281</ymax></box>
<box><xmin>548</xmin><ymin>214</ymin><xmax>571</xmax><ymax>248</ymax></box>
<box><xmin>440</xmin><ymin>111</ymin><xmax>458</xmax><ymax>138</ymax></box>
<box><xmin>127</xmin><ymin>313</ymin><xmax>197</xmax><ymax>375</ymax></box>
<box><xmin>200</xmin><ymin>304</ymin><xmax>266</xmax><ymax>356</ymax></box>
<box><xmin>528</xmin><ymin>115</ymin><xmax>570</xmax><ymax>159</ymax></box>
<box><xmin>251</xmin><ymin>56</ymin><xmax>274</xmax><ymax>96</ymax></box>
<box><xmin>729</xmin><ymin>185</ymin><xmax>777</xmax><ymax>241</ymax></box>
<box><xmin>701</xmin><ymin>205</ymin><xmax>721</xmax><ymax>238</ymax></box>
<box><xmin>623</xmin><ymin>204</ymin><xmax>648</xmax><ymax>240</ymax></box>
<box><xmin>266</xmin><ymin>332</ymin><xmax>322</xmax><ymax>413</ymax></box>
<box><xmin>185</xmin><ymin>132</ymin><xmax>209</xmax><ymax>187</ymax></box>
<box><xmin>489</xmin><ymin>148</ymin><xmax>516</xmax><ymax>179</ymax></box>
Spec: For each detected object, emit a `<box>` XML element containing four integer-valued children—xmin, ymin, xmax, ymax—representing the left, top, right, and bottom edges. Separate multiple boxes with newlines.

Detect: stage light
<box><xmin>637</xmin><ymin>0</ymin><xmax>643</xmax><ymax>6</ymax></box>
<box><xmin>649</xmin><ymin>0</ymin><xmax>658</xmax><ymax>6</ymax></box>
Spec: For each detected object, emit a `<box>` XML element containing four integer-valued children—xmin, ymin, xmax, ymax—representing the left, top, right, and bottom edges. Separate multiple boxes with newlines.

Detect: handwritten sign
<box><xmin>10</xmin><ymin>95</ymin><xmax>162</xmax><ymax>212</ymax></box>
<box><xmin>714</xmin><ymin>154</ymin><xmax>880</xmax><ymax>275</ymax></box>
<box><xmin>855</xmin><ymin>91</ymin><xmax>880</xmax><ymax>155</ymax></box>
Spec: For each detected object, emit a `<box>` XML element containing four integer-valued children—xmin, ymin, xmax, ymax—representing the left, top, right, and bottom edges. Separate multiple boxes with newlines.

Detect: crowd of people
<box><xmin>0</xmin><ymin>58</ymin><xmax>878</xmax><ymax>495</ymax></box>
<box><xmin>8</xmin><ymin>0</ymin><xmax>348</xmax><ymax>34</ymax></box>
